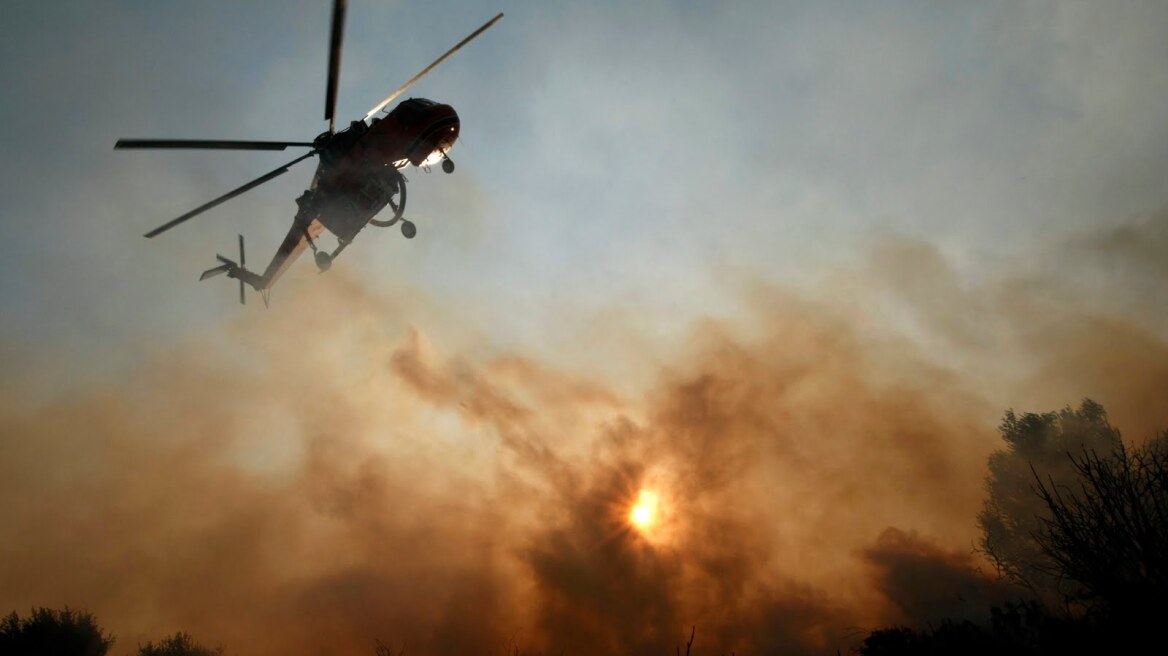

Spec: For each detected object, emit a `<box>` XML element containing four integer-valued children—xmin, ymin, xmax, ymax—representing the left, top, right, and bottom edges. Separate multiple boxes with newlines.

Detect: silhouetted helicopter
<box><xmin>116</xmin><ymin>1</ymin><xmax>502</xmax><ymax>305</ymax></box>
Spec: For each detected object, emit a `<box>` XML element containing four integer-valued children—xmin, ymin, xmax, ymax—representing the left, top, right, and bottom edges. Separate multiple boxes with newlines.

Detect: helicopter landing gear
<box><xmin>308</xmin><ymin>232</ymin><xmax>349</xmax><ymax>272</ymax></box>
<box><xmin>314</xmin><ymin>250</ymin><xmax>332</xmax><ymax>271</ymax></box>
<box><xmin>441</xmin><ymin>157</ymin><xmax>454</xmax><ymax>174</ymax></box>
<box><xmin>401</xmin><ymin>220</ymin><xmax>417</xmax><ymax>239</ymax></box>
<box><xmin>369</xmin><ymin>168</ymin><xmax>408</xmax><ymax>228</ymax></box>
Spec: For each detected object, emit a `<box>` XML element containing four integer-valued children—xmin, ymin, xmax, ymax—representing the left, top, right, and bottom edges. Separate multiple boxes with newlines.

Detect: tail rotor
<box><xmin>199</xmin><ymin>235</ymin><xmax>266</xmax><ymax>307</ymax></box>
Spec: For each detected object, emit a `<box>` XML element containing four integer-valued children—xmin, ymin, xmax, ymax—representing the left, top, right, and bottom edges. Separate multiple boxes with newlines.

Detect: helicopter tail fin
<box><xmin>199</xmin><ymin>261</ymin><xmax>233</xmax><ymax>280</ymax></box>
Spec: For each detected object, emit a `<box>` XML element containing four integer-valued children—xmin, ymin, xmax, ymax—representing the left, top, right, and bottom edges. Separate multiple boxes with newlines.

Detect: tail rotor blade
<box><xmin>238</xmin><ymin>234</ymin><xmax>246</xmax><ymax>305</ymax></box>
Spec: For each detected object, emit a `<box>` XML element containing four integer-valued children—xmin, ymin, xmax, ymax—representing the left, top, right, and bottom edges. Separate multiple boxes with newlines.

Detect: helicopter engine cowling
<box><xmin>364</xmin><ymin>98</ymin><xmax>460</xmax><ymax>168</ymax></box>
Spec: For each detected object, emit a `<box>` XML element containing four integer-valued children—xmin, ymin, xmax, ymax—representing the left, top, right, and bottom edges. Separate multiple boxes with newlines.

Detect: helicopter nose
<box><xmin>435</xmin><ymin>107</ymin><xmax>460</xmax><ymax>149</ymax></box>
<box><xmin>411</xmin><ymin>105</ymin><xmax>460</xmax><ymax>167</ymax></box>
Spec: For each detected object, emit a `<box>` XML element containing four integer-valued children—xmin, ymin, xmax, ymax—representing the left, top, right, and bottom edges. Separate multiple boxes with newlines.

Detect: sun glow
<box><xmin>629</xmin><ymin>489</ymin><xmax>659</xmax><ymax>531</ymax></box>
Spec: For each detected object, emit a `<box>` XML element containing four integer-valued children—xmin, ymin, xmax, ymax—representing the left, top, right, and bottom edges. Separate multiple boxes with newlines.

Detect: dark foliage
<box><xmin>0</xmin><ymin>607</ymin><xmax>114</xmax><ymax>656</ymax></box>
<box><xmin>857</xmin><ymin>601</ymin><xmax>1114</xmax><ymax>656</ymax></box>
<box><xmin>1033</xmin><ymin>434</ymin><xmax>1168</xmax><ymax>621</ymax></box>
<box><xmin>137</xmin><ymin>631</ymin><xmax>224</xmax><ymax>656</ymax></box>
<box><xmin>977</xmin><ymin>400</ymin><xmax>1122</xmax><ymax>594</ymax></box>
<box><xmin>861</xmin><ymin>401</ymin><xmax>1168</xmax><ymax>654</ymax></box>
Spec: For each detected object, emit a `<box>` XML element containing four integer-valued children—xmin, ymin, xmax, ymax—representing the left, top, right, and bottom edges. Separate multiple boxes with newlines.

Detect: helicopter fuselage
<box><xmin>309</xmin><ymin>97</ymin><xmax>459</xmax><ymax>241</ymax></box>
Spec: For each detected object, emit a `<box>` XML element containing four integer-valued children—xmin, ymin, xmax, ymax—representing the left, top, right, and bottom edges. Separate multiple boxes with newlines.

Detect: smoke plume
<box><xmin>2</xmin><ymin>211</ymin><xmax>1167</xmax><ymax>654</ymax></box>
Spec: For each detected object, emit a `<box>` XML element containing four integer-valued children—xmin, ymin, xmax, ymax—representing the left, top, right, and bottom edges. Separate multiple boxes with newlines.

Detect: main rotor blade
<box><xmin>362</xmin><ymin>12</ymin><xmax>503</xmax><ymax>122</ymax></box>
<box><xmin>324</xmin><ymin>0</ymin><xmax>348</xmax><ymax>133</ymax></box>
<box><xmin>116</xmin><ymin>139</ymin><xmax>314</xmax><ymax>151</ymax></box>
<box><xmin>143</xmin><ymin>151</ymin><xmax>317</xmax><ymax>238</ymax></box>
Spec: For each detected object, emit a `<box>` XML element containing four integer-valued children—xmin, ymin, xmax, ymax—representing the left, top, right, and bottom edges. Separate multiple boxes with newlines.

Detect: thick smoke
<box><xmin>2</xmin><ymin>211</ymin><xmax>1167</xmax><ymax>654</ymax></box>
<box><xmin>862</xmin><ymin>528</ymin><xmax>1014</xmax><ymax>626</ymax></box>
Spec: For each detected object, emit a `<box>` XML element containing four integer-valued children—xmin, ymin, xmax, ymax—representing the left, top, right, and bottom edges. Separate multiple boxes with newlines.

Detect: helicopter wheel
<box><xmin>314</xmin><ymin>250</ymin><xmax>333</xmax><ymax>271</ymax></box>
<box><xmin>369</xmin><ymin>169</ymin><xmax>407</xmax><ymax>228</ymax></box>
<box><xmin>441</xmin><ymin>158</ymin><xmax>454</xmax><ymax>174</ymax></box>
<box><xmin>401</xmin><ymin>220</ymin><xmax>417</xmax><ymax>239</ymax></box>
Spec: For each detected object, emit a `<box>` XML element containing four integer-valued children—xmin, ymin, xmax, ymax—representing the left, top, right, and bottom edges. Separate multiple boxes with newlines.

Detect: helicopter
<box><xmin>116</xmin><ymin>1</ymin><xmax>503</xmax><ymax>305</ymax></box>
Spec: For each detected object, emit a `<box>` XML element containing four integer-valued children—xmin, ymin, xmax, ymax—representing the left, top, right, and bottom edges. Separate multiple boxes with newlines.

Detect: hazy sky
<box><xmin>2</xmin><ymin>1</ymin><xmax>1167</xmax><ymax>654</ymax></box>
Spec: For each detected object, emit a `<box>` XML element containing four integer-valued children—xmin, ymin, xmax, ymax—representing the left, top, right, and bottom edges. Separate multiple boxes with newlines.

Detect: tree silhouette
<box><xmin>1032</xmin><ymin>434</ymin><xmax>1168</xmax><ymax>621</ymax></box>
<box><xmin>0</xmin><ymin>607</ymin><xmax>114</xmax><ymax>656</ymax></box>
<box><xmin>977</xmin><ymin>399</ymin><xmax>1122</xmax><ymax>596</ymax></box>
<box><xmin>861</xmin><ymin>400</ymin><xmax>1168</xmax><ymax>653</ymax></box>
<box><xmin>137</xmin><ymin>631</ymin><xmax>224</xmax><ymax>656</ymax></box>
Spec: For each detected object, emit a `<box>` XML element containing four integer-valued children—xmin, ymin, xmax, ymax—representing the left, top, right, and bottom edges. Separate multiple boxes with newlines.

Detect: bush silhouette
<box><xmin>137</xmin><ymin>631</ymin><xmax>223</xmax><ymax>656</ymax></box>
<box><xmin>0</xmin><ymin>607</ymin><xmax>114</xmax><ymax>656</ymax></box>
<box><xmin>858</xmin><ymin>600</ymin><xmax>1109</xmax><ymax>655</ymax></box>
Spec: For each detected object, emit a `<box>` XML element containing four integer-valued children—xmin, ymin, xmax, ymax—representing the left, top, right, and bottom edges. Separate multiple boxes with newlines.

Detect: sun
<box><xmin>629</xmin><ymin>489</ymin><xmax>659</xmax><ymax>531</ymax></box>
